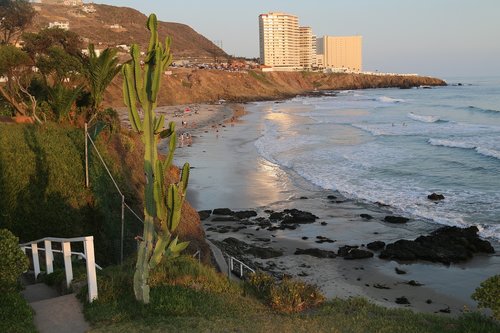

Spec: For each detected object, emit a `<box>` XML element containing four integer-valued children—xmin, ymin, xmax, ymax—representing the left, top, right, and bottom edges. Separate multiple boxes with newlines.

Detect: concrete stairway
<box><xmin>22</xmin><ymin>283</ymin><xmax>90</xmax><ymax>333</ymax></box>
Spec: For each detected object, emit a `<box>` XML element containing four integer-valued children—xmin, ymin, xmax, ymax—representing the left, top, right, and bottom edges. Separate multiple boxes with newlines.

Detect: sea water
<box><xmin>254</xmin><ymin>77</ymin><xmax>500</xmax><ymax>241</ymax></box>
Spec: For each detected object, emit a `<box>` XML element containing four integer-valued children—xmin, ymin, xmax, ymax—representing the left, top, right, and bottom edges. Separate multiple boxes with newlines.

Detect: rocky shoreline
<box><xmin>199</xmin><ymin>201</ymin><xmax>497</xmax><ymax>315</ymax></box>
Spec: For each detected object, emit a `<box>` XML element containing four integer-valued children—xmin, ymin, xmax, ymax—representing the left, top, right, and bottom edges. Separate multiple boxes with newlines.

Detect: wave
<box><xmin>429</xmin><ymin>138</ymin><xmax>500</xmax><ymax>160</ymax></box>
<box><xmin>407</xmin><ymin>112</ymin><xmax>443</xmax><ymax>123</ymax></box>
<box><xmin>466</xmin><ymin>106</ymin><xmax>500</xmax><ymax>114</ymax></box>
<box><xmin>377</xmin><ymin>96</ymin><xmax>405</xmax><ymax>103</ymax></box>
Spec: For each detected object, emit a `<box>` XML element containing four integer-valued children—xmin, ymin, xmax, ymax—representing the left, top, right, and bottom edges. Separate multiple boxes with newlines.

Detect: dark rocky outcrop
<box><xmin>338</xmin><ymin>245</ymin><xmax>374</xmax><ymax>260</ymax></box>
<box><xmin>428</xmin><ymin>193</ymin><xmax>445</xmax><ymax>201</ymax></box>
<box><xmin>367</xmin><ymin>241</ymin><xmax>386</xmax><ymax>251</ymax></box>
<box><xmin>213</xmin><ymin>208</ymin><xmax>234</xmax><ymax>215</ymax></box>
<box><xmin>395</xmin><ymin>267</ymin><xmax>407</xmax><ymax>275</ymax></box>
<box><xmin>267</xmin><ymin>209</ymin><xmax>318</xmax><ymax>224</ymax></box>
<box><xmin>233</xmin><ymin>210</ymin><xmax>258</xmax><ymax>219</ymax></box>
<box><xmin>360</xmin><ymin>214</ymin><xmax>374</xmax><ymax>220</ymax></box>
<box><xmin>380</xmin><ymin>226</ymin><xmax>495</xmax><ymax>264</ymax></box>
<box><xmin>295</xmin><ymin>248</ymin><xmax>337</xmax><ymax>258</ymax></box>
<box><xmin>384</xmin><ymin>216</ymin><xmax>410</xmax><ymax>224</ymax></box>
<box><xmin>222</xmin><ymin>237</ymin><xmax>283</xmax><ymax>259</ymax></box>
<box><xmin>344</xmin><ymin>248</ymin><xmax>374</xmax><ymax>260</ymax></box>
<box><xmin>198</xmin><ymin>210</ymin><xmax>212</xmax><ymax>220</ymax></box>
<box><xmin>396</xmin><ymin>296</ymin><xmax>410</xmax><ymax>305</ymax></box>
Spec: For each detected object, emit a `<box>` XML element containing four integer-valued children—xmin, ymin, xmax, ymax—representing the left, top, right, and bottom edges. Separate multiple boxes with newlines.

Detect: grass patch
<box><xmin>0</xmin><ymin>291</ymin><xmax>37</xmax><ymax>333</ymax></box>
<box><xmin>82</xmin><ymin>256</ymin><xmax>500</xmax><ymax>333</ymax></box>
<box><xmin>0</xmin><ymin>123</ymin><xmax>141</xmax><ymax>265</ymax></box>
<box><xmin>249</xmin><ymin>70</ymin><xmax>271</xmax><ymax>84</ymax></box>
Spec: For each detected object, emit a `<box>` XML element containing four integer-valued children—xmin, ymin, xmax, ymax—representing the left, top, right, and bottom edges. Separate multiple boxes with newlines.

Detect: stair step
<box><xmin>22</xmin><ymin>283</ymin><xmax>59</xmax><ymax>303</ymax></box>
<box><xmin>30</xmin><ymin>294</ymin><xmax>89</xmax><ymax>333</ymax></box>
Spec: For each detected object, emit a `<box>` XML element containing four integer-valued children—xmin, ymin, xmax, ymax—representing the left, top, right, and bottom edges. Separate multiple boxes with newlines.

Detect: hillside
<box><xmin>29</xmin><ymin>3</ymin><xmax>226</xmax><ymax>60</ymax></box>
<box><xmin>102</xmin><ymin>69</ymin><xmax>447</xmax><ymax>107</ymax></box>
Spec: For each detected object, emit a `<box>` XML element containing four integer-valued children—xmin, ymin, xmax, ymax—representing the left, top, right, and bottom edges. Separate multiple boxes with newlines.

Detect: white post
<box><xmin>62</xmin><ymin>242</ymin><xmax>73</xmax><ymax>288</ymax></box>
<box><xmin>84</xmin><ymin>236</ymin><xmax>98</xmax><ymax>302</ymax></box>
<box><xmin>85</xmin><ymin>123</ymin><xmax>89</xmax><ymax>188</ymax></box>
<box><xmin>31</xmin><ymin>243</ymin><xmax>40</xmax><ymax>280</ymax></box>
<box><xmin>44</xmin><ymin>240</ymin><xmax>54</xmax><ymax>274</ymax></box>
<box><xmin>240</xmin><ymin>262</ymin><xmax>243</xmax><ymax>278</ymax></box>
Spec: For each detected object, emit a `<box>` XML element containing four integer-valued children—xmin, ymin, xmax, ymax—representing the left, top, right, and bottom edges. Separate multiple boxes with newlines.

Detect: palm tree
<box><xmin>46</xmin><ymin>83</ymin><xmax>82</xmax><ymax>122</ymax></box>
<box><xmin>81</xmin><ymin>44</ymin><xmax>121</xmax><ymax>123</ymax></box>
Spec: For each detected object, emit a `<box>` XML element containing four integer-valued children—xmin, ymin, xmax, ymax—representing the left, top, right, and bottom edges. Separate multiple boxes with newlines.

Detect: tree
<box><xmin>35</xmin><ymin>46</ymin><xmax>82</xmax><ymax>84</ymax></box>
<box><xmin>0</xmin><ymin>44</ymin><xmax>33</xmax><ymax>116</ymax></box>
<box><xmin>0</xmin><ymin>0</ymin><xmax>36</xmax><ymax>45</ymax></box>
<box><xmin>122</xmin><ymin>14</ymin><xmax>190</xmax><ymax>304</ymax></box>
<box><xmin>23</xmin><ymin>28</ymin><xmax>82</xmax><ymax>58</ymax></box>
<box><xmin>81</xmin><ymin>44</ymin><xmax>121</xmax><ymax>123</ymax></box>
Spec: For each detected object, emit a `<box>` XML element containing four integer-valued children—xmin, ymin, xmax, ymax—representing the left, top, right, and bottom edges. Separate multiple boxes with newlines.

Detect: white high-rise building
<box><xmin>259</xmin><ymin>12</ymin><xmax>315</xmax><ymax>71</ymax></box>
<box><xmin>259</xmin><ymin>12</ymin><xmax>300</xmax><ymax>70</ymax></box>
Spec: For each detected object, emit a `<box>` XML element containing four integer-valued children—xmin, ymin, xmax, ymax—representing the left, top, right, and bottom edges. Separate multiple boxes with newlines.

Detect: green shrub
<box><xmin>150</xmin><ymin>256</ymin><xmax>236</xmax><ymax>294</ymax></box>
<box><xmin>246</xmin><ymin>271</ymin><xmax>325</xmax><ymax>313</ymax></box>
<box><xmin>0</xmin><ymin>229</ymin><xmax>28</xmax><ymax>292</ymax></box>
<box><xmin>246</xmin><ymin>271</ymin><xmax>275</xmax><ymax>302</ymax></box>
<box><xmin>472</xmin><ymin>274</ymin><xmax>500</xmax><ymax>320</ymax></box>
<box><xmin>0</xmin><ymin>291</ymin><xmax>36</xmax><ymax>333</ymax></box>
<box><xmin>270</xmin><ymin>277</ymin><xmax>325</xmax><ymax>313</ymax></box>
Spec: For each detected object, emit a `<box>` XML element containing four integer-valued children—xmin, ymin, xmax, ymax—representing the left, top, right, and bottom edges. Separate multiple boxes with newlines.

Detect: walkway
<box><xmin>22</xmin><ymin>283</ymin><xmax>90</xmax><ymax>333</ymax></box>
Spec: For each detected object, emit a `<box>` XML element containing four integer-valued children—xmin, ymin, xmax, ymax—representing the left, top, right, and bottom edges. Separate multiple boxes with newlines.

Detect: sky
<box><xmin>95</xmin><ymin>0</ymin><xmax>500</xmax><ymax>78</ymax></box>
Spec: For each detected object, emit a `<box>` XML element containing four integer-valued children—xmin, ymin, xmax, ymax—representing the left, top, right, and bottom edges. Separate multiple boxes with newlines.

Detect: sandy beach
<box><xmin>173</xmin><ymin>100</ymin><xmax>499</xmax><ymax>317</ymax></box>
<box><xmin>118</xmin><ymin>101</ymin><xmax>499</xmax><ymax>316</ymax></box>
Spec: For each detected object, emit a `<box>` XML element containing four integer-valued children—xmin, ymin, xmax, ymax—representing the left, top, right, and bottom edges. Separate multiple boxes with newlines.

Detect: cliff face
<box><xmin>103</xmin><ymin>69</ymin><xmax>446</xmax><ymax>107</ymax></box>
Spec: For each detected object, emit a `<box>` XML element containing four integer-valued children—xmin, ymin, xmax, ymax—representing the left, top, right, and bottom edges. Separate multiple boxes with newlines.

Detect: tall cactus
<box><xmin>122</xmin><ymin>14</ymin><xmax>190</xmax><ymax>304</ymax></box>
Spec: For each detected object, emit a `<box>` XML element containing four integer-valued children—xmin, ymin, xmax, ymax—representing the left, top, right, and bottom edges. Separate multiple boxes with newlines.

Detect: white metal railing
<box><xmin>228</xmin><ymin>256</ymin><xmax>255</xmax><ymax>279</ymax></box>
<box><xmin>20</xmin><ymin>236</ymin><xmax>99</xmax><ymax>302</ymax></box>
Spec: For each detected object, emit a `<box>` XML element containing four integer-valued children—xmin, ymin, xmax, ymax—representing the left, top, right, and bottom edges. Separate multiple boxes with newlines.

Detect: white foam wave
<box><xmin>476</xmin><ymin>147</ymin><xmax>500</xmax><ymax>160</ymax></box>
<box><xmin>428</xmin><ymin>139</ymin><xmax>476</xmax><ymax>149</ymax></box>
<box><xmin>429</xmin><ymin>138</ymin><xmax>500</xmax><ymax>160</ymax></box>
<box><xmin>407</xmin><ymin>112</ymin><xmax>441</xmax><ymax>123</ymax></box>
<box><xmin>378</xmin><ymin>96</ymin><xmax>405</xmax><ymax>103</ymax></box>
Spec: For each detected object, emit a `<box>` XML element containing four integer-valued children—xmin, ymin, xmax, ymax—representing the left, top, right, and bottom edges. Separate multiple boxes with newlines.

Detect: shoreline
<box><xmin>166</xmin><ymin>100</ymin><xmax>498</xmax><ymax>317</ymax></box>
<box><xmin>116</xmin><ymin>93</ymin><xmax>498</xmax><ymax>317</ymax></box>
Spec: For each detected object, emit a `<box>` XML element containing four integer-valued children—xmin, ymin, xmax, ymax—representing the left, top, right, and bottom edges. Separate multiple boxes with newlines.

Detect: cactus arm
<box><xmin>149</xmin><ymin>231</ymin><xmax>171</xmax><ymax>269</ymax></box>
<box><xmin>180</xmin><ymin>163</ymin><xmax>190</xmax><ymax>194</ymax></box>
<box><xmin>130</xmin><ymin>45</ymin><xmax>146</xmax><ymax>106</ymax></box>
<box><xmin>122</xmin><ymin>65</ymin><xmax>142</xmax><ymax>132</ymax></box>
<box><xmin>147</xmin><ymin>14</ymin><xmax>159</xmax><ymax>53</ymax></box>
<box><xmin>164</xmin><ymin>134</ymin><xmax>176</xmax><ymax>169</ymax></box>
<box><xmin>154</xmin><ymin>159</ymin><xmax>167</xmax><ymax>219</ymax></box>
<box><xmin>154</xmin><ymin>115</ymin><xmax>165</xmax><ymax>134</ymax></box>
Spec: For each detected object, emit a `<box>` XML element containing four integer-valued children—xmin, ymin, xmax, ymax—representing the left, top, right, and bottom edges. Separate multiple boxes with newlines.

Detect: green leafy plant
<box><xmin>122</xmin><ymin>14</ymin><xmax>190</xmax><ymax>304</ymax></box>
<box><xmin>45</xmin><ymin>83</ymin><xmax>82</xmax><ymax>122</ymax></box>
<box><xmin>246</xmin><ymin>271</ymin><xmax>325</xmax><ymax>313</ymax></box>
<box><xmin>472</xmin><ymin>274</ymin><xmax>500</xmax><ymax>320</ymax></box>
<box><xmin>81</xmin><ymin>44</ymin><xmax>122</xmax><ymax>123</ymax></box>
<box><xmin>0</xmin><ymin>229</ymin><xmax>29</xmax><ymax>292</ymax></box>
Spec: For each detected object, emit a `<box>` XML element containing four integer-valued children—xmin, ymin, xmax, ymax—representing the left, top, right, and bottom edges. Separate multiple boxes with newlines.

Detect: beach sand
<box><xmin>118</xmin><ymin>102</ymin><xmax>499</xmax><ymax>316</ymax></box>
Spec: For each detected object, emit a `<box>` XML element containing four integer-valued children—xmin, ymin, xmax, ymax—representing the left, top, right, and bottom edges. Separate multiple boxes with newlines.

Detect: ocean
<box><xmin>253</xmin><ymin>76</ymin><xmax>500</xmax><ymax>241</ymax></box>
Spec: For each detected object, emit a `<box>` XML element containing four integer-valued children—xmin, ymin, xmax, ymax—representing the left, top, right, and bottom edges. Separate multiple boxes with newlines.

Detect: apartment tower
<box><xmin>259</xmin><ymin>12</ymin><xmax>300</xmax><ymax>69</ymax></box>
<box><xmin>317</xmin><ymin>36</ymin><xmax>362</xmax><ymax>72</ymax></box>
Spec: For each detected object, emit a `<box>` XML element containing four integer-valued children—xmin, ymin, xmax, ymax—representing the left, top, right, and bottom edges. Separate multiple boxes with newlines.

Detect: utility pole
<box><xmin>211</xmin><ymin>40</ymin><xmax>223</xmax><ymax>63</ymax></box>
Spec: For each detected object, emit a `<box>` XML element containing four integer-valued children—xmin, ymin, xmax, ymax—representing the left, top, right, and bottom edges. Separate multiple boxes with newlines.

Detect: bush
<box><xmin>269</xmin><ymin>277</ymin><xmax>325</xmax><ymax>313</ymax></box>
<box><xmin>0</xmin><ymin>229</ymin><xmax>28</xmax><ymax>291</ymax></box>
<box><xmin>246</xmin><ymin>271</ymin><xmax>325</xmax><ymax>313</ymax></box>
<box><xmin>472</xmin><ymin>274</ymin><xmax>500</xmax><ymax>320</ymax></box>
<box><xmin>0</xmin><ymin>291</ymin><xmax>36</xmax><ymax>333</ymax></box>
<box><xmin>246</xmin><ymin>271</ymin><xmax>275</xmax><ymax>302</ymax></box>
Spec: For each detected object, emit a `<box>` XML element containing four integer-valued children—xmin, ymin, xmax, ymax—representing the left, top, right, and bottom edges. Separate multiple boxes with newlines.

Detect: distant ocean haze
<box><xmin>254</xmin><ymin>77</ymin><xmax>500</xmax><ymax>240</ymax></box>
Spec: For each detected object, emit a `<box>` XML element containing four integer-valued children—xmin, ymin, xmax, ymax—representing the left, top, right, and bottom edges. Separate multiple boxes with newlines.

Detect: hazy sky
<box><xmin>96</xmin><ymin>0</ymin><xmax>500</xmax><ymax>77</ymax></box>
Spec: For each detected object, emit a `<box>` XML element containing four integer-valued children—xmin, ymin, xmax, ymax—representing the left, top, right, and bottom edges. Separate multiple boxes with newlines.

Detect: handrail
<box><xmin>20</xmin><ymin>236</ymin><xmax>98</xmax><ymax>302</ymax></box>
<box><xmin>228</xmin><ymin>256</ymin><xmax>255</xmax><ymax>279</ymax></box>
